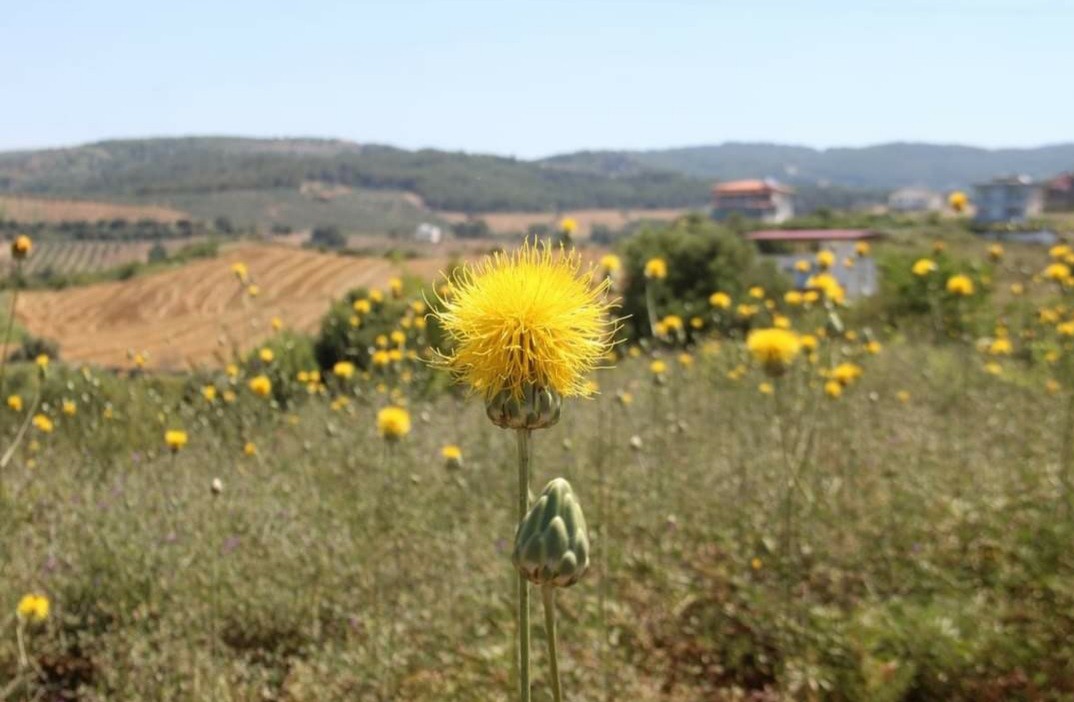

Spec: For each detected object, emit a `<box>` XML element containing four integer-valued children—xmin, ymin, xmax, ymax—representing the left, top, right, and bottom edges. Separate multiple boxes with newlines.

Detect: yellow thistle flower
<box><xmin>11</xmin><ymin>234</ymin><xmax>33</xmax><ymax>260</ymax></box>
<box><xmin>16</xmin><ymin>593</ymin><xmax>49</xmax><ymax>622</ymax></box>
<box><xmin>748</xmin><ymin>286</ymin><xmax>764</xmax><ymax>300</ymax></box>
<box><xmin>773</xmin><ymin>314</ymin><xmax>791</xmax><ymax>329</ymax></box>
<box><xmin>248</xmin><ymin>375</ymin><xmax>272</xmax><ymax>398</ymax></box>
<box><xmin>747</xmin><ymin>328</ymin><xmax>801</xmax><ymax>376</ymax></box>
<box><xmin>758</xmin><ymin>381</ymin><xmax>774</xmax><ymax>395</ymax></box>
<box><xmin>559</xmin><ymin>217</ymin><xmax>579</xmax><ymax>235</ymax></box>
<box><xmin>333</xmin><ymin>361</ymin><xmax>356</xmax><ymax>379</ymax></box>
<box><xmin>690</xmin><ymin>316</ymin><xmax>704</xmax><ymax>330</ymax></box>
<box><xmin>662</xmin><ymin>314</ymin><xmax>684</xmax><ymax>333</ymax></box>
<box><xmin>271</xmin><ymin>317</ymin><xmax>283</xmax><ymax>331</ymax></box>
<box><xmin>164</xmin><ymin>429</ymin><xmax>188</xmax><ymax>452</ymax></box>
<box><xmin>736</xmin><ymin>303</ymin><xmax>757</xmax><ymax>319</ymax></box>
<box><xmin>390</xmin><ymin>330</ymin><xmax>406</xmax><ymax>346</ymax></box>
<box><xmin>353</xmin><ymin>298</ymin><xmax>372</xmax><ymax>315</ymax></box>
<box><xmin>1051</xmin><ymin>244</ymin><xmax>1073</xmax><ymax>260</ymax></box>
<box><xmin>946</xmin><ymin>274</ymin><xmax>975</xmax><ymax>296</ymax></box>
<box><xmin>912</xmin><ymin>258</ymin><xmax>937</xmax><ymax>276</ymax></box>
<box><xmin>984</xmin><ymin>361</ymin><xmax>1002</xmax><ymax>376</ymax></box>
<box><xmin>794</xmin><ymin>259</ymin><xmax>811</xmax><ymax>273</ymax></box>
<box><xmin>855</xmin><ymin>241</ymin><xmax>871</xmax><ymax>257</ymax></box>
<box><xmin>226</xmin><ymin>363</ymin><xmax>239</xmax><ymax>379</ymax></box>
<box><xmin>377</xmin><ymin>405</ymin><xmax>411</xmax><ymax>440</ymax></box>
<box><xmin>1058</xmin><ymin>321</ymin><xmax>1074</xmax><ymax>337</ymax></box>
<box><xmin>35</xmin><ymin>354</ymin><xmax>49</xmax><ymax>370</ymax></box>
<box><xmin>32</xmin><ymin>414</ymin><xmax>53</xmax><ymax>433</ymax></box>
<box><xmin>372</xmin><ymin>350</ymin><xmax>391</xmax><ymax>367</ymax></box>
<box><xmin>223</xmin><ymin>389</ymin><xmax>237</xmax><ymax>403</ymax></box>
<box><xmin>259</xmin><ymin>347</ymin><xmax>275</xmax><ymax>364</ymax></box>
<box><xmin>231</xmin><ymin>262</ymin><xmax>249</xmax><ymax>283</ymax></box>
<box><xmin>1010</xmin><ymin>282</ymin><xmax>1025</xmax><ymax>296</ymax></box>
<box><xmin>824</xmin><ymin>379</ymin><xmax>842</xmax><ymax>398</ymax></box>
<box><xmin>7</xmin><ymin>395</ymin><xmax>22</xmax><ymax>412</ymax></box>
<box><xmin>803</xmin><ymin>290</ymin><xmax>820</xmax><ymax>304</ymax></box>
<box><xmin>600</xmin><ymin>254</ymin><xmax>621</xmax><ymax>274</ymax></box>
<box><xmin>432</xmin><ymin>243</ymin><xmax>614</xmax><ymax>400</ymax></box>
<box><xmin>1045</xmin><ymin>263</ymin><xmax>1070</xmax><ymax>282</ymax></box>
<box><xmin>369</xmin><ymin>289</ymin><xmax>384</xmax><ymax>303</ymax></box>
<box><xmin>948</xmin><ymin>191</ymin><xmax>968</xmax><ymax>213</ymax></box>
<box><xmin>896</xmin><ymin>390</ymin><xmax>911</xmax><ymax>404</ymax></box>
<box><xmin>243</xmin><ymin>441</ymin><xmax>257</xmax><ymax>457</ymax></box>
<box><xmin>784</xmin><ymin>290</ymin><xmax>803</xmax><ymax>306</ymax></box>
<box><xmin>644</xmin><ymin>257</ymin><xmax>667</xmax><ymax>280</ymax></box>
<box><xmin>988</xmin><ymin>338</ymin><xmax>1013</xmax><ymax>356</ymax></box>
<box><xmin>933</xmin><ymin>240</ymin><xmax>947</xmax><ymax>254</ymax></box>
<box><xmin>388</xmin><ymin>277</ymin><xmax>404</xmax><ymax>298</ymax></box>
<box><xmin>247</xmin><ymin>284</ymin><xmax>260</xmax><ymax>298</ymax></box>
<box><xmin>987</xmin><ymin>244</ymin><xmax>1004</xmax><ymax>262</ymax></box>
<box><xmin>805</xmin><ymin>273</ymin><xmax>845</xmax><ymax>304</ymax></box>
<box><xmin>831</xmin><ymin>362</ymin><xmax>863</xmax><ymax>386</ymax></box>
<box><xmin>815</xmin><ymin>250</ymin><xmax>835</xmax><ymax>270</ymax></box>
<box><xmin>1046</xmin><ymin>379</ymin><xmax>1061</xmax><ymax>395</ymax></box>
<box><xmin>843</xmin><ymin>257</ymin><xmax>855</xmax><ymax>269</ymax></box>
<box><xmin>202</xmin><ymin>385</ymin><xmax>217</xmax><ymax>402</ymax></box>
<box><xmin>709</xmin><ymin>291</ymin><xmax>731</xmax><ymax>309</ymax></box>
<box><xmin>678</xmin><ymin>352</ymin><xmax>694</xmax><ymax>368</ymax></box>
<box><xmin>441</xmin><ymin>444</ymin><xmax>463</xmax><ymax>461</ymax></box>
<box><xmin>650</xmin><ymin>359</ymin><xmax>667</xmax><ymax>375</ymax></box>
<box><xmin>800</xmin><ymin>334</ymin><xmax>818</xmax><ymax>352</ymax></box>
<box><xmin>61</xmin><ymin>399</ymin><xmax>76</xmax><ymax>416</ymax></box>
<box><xmin>617</xmin><ymin>390</ymin><xmax>634</xmax><ymax>406</ymax></box>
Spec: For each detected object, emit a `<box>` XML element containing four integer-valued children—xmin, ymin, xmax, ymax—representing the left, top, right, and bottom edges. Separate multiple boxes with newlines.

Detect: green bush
<box><xmin>618</xmin><ymin>214</ymin><xmax>788</xmax><ymax>340</ymax></box>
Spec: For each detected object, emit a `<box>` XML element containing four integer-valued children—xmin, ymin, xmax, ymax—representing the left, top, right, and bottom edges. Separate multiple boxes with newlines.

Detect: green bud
<box><xmin>513</xmin><ymin>478</ymin><xmax>590</xmax><ymax>588</ymax></box>
<box><xmin>485</xmin><ymin>385</ymin><xmax>561</xmax><ymax>430</ymax></box>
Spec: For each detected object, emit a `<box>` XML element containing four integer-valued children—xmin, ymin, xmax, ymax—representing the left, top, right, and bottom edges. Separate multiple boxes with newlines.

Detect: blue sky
<box><xmin>2</xmin><ymin>0</ymin><xmax>1071</xmax><ymax>157</ymax></box>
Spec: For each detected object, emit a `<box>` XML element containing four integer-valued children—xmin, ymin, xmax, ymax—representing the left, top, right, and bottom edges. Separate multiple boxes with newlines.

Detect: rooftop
<box><xmin>746</xmin><ymin>229</ymin><xmax>881</xmax><ymax>242</ymax></box>
<box><xmin>712</xmin><ymin>178</ymin><xmax>794</xmax><ymax>195</ymax></box>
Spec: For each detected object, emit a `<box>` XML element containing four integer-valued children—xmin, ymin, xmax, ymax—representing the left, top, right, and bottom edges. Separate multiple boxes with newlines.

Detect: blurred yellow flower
<box><xmin>35</xmin><ymin>354</ymin><xmax>49</xmax><ymax>370</ymax></box>
<box><xmin>784</xmin><ymin>290</ymin><xmax>803</xmax><ymax>306</ymax></box>
<box><xmin>948</xmin><ymin>191</ymin><xmax>968</xmax><ymax>212</ymax></box>
<box><xmin>247</xmin><ymin>284</ymin><xmax>260</xmax><ymax>297</ymax></box>
<box><xmin>815</xmin><ymin>250</ymin><xmax>835</xmax><ymax>270</ymax></box>
<box><xmin>1044</xmin><ymin>263</ymin><xmax>1071</xmax><ymax>282</ymax></box>
<box><xmin>202</xmin><ymin>385</ymin><xmax>217</xmax><ymax>402</ymax></box>
<box><xmin>271</xmin><ymin>317</ymin><xmax>283</xmax><ymax>331</ymax></box>
<box><xmin>164</xmin><ymin>429</ymin><xmax>188</xmax><ymax>452</ymax></box>
<box><xmin>7</xmin><ymin>395</ymin><xmax>22</xmax><ymax>412</ymax></box>
<box><xmin>377</xmin><ymin>405</ymin><xmax>411</xmax><ymax>440</ymax></box>
<box><xmin>855</xmin><ymin>241</ymin><xmax>871</xmax><ymax>257</ymax></box>
<box><xmin>758</xmin><ymin>382</ymin><xmax>774</xmax><ymax>395</ymax></box>
<box><xmin>824</xmin><ymin>380</ymin><xmax>842</xmax><ymax>398</ymax></box>
<box><xmin>794</xmin><ymin>259</ymin><xmax>811</xmax><ymax>273</ymax></box>
<box><xmin>243</xmin><ymin>441</ymin><xmax>257</xmax><ymax>457</ymax></box>
<box><xmin>259</xmin><ymin>347</ymin><xmax>275</xmax><ymax>363</ymax></box>
<box><xmin>865</xmin><ymin>340</ymin><xmax>882</xmax><ymax>355</ymax></box>
<box><xmin>831</xmin><ymin>362</ymin><xmax>863</xmax><ymax>386</ymax></box>
<box><xmin>61</xmin><ymin>399</ymin><xmax>76</xmax><ymax>416</ymax></box>
<box><xmin>748</xmin><ymin>286</ymin><xmax>764</xmax><ymax>299</ymax></box>
<box><xmin>11</xmin><ymin>235</ymin><xmax>33</xmax><ymax>260</ymax></box>
<box><xmin>896</xmin><ymin>390</ymin><xmax>911</xmax><ymax>404</ymax></box>
<box><xmin>747</xmin><ymin>328</ymin><xmax>801</xmax><ymax>376</ymax></box>
<box><xmin>441</xmin><ymin>444</ymin><xmax>462</xmax><ymax>460</ymax></box>
<box><xmin>988</xmin><ymin>338</ymin><xmax>1013</xmax><ymax>356</ymax></box>
<box><xmin>559</xmin><ymin>217</ymin><xmax>578</xmax><ymax>235</ymax></box>
<box><xmin>226</xmin><ymin>363</ymin><xmax>239</xmax><ymax>379</ymax></box>
<box><xmin>946</xmin><ymin>274</ymin><xmax>975</xmax><ymax>296</ymax></box>
<box><xmin>231</xmin><ymin>262</ymin><xmax>248</xmax><ymax>282</ymax></box>
<box><xmin>1010</xmin><ymin>282</ymin><xmax>1025</xmax><ymax>296</ymax></box>
<box><xmin>805</xmin><ymin>273</ymin><xmax>845</xmax><ymax>304</ymax></box>
<box><xmin>709</xmin><ymin>291</ymin><xmax>731</xmax><ymax>309</ymax></box>
<box><xmin>16</xmin><ymin>593</ymin><xmax>49</xmax><ymax>621</ymax></box>
<box><xmin>912</xmin><ymin>258</ymin><xmax>937</xmax><ymax>276</ymax></box>
<box><xmin>987</xmin><ymin>244</ymin><xmax>1004</xmax><ymax>262</ymax></box>
<box><xmin>32</xmin><ymin>414</ymin><xmax>53</xmax><ymax>433</ymax></box>
<box><xmin>650</xmin><ymin>359</ymin><xmax>667</xmax><ymax>375</ymax></box>
<box><xmin>353</xmin><ymin>298</ymin><xmax>372</xmax><ymax>314</ymax></box>
<box><xmin>678</xmin><ymin>352</ymin><xmax>694</xmax><ymax>368</ymax></box>
<box><xmin>644</xmin><ymin>257</ymin><xmax>667</xmax><ymax>280</ymax></box>
<box><xmin>600</xmin><ymin>254</ymin><xmax>621</xmax><ymax>273</ymax></box>
<box><xmin>333</xmin><ymin>361</ymin><xmax>356</xmax><ymax>379</ymax></box>
<box><xmin>662</xmin><ymin>315</ymin><xmax>684</xmax><ymax>333</ymax></box>
<box><xmin>248</xmin><ymin>375</ymin><xmax>272</xmax><ymax>398</ymax></box>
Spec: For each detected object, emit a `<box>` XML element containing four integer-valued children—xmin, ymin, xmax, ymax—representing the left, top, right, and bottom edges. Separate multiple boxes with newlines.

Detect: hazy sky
<box><xmin>3</xmin><ymin>0</ymin><xmax>1072</xmax><ymax>158</ymax></box>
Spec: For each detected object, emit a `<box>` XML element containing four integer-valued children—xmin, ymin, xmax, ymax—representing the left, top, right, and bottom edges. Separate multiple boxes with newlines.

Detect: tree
<box><xmin>310</xmin><ymin>226</ymin><xmax>347</xmax><ymax>249</ymax></box>
<box><xmin>147</xmin><ymin>241</ymin><xmax>168</xmax><ymax>263</ymax></box>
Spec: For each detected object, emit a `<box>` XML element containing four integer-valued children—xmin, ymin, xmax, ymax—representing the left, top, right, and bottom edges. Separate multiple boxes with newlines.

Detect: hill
<box><xmin>545</xmin><ymin>142</ymin><xmax>1074</xmax><ymax>190</ymax></box>
<box><xmin>0</xmin><ymin>137</ymin><xmax>711</xmax><ymax>214</ymax></box>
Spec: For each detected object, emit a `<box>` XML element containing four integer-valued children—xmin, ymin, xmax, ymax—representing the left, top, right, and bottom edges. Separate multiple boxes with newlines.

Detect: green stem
<box><xmin>516</xmin><ymin>429</ymin><xmax>532</xmax><ymax>702</ymax></box>
<box><xmin>0</xmin><ymin>275</ymin><xmax>21</xmax><ymax>401</ymax></box>
<box><xmin>542</xmin><ymin>586</ymin><xmax>562</xmax><ymax>702</ymax></box>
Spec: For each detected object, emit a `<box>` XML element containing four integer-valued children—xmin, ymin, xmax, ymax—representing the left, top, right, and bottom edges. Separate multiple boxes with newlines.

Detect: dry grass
<box><xmin>14</xmin><ymin>244</ymin><xmax>454</xmax><ymax>370</ymax></box>
<box><xmin>0</xmin><ymin>195</ymin><xmax>187</xmax><ymax>223</ymax></box>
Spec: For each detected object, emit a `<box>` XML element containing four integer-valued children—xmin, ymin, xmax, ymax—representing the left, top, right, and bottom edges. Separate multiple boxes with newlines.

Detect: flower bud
<box><xmin>513</xmin><ymin>478</ymin><xmax>590</xmax><ymax>588</ymax></box>
<box><xmin>485</xmin><ymin>385</ymin><xmax>561</xmax><ymax>431</ymax></box>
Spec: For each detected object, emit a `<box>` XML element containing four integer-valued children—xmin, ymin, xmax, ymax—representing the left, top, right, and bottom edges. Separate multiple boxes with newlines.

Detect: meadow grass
<box><xmin>0</xmin><ymin>333</ymin><xmax>1071</xmax><ymax>700</ymax></box>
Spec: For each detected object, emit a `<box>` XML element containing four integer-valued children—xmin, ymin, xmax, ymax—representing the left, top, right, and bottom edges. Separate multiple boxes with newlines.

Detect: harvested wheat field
<box><xmin>15</xmin><ymin>244</ymin><xmax>452</xmax><ymax>370</ymax></box>
<box><xmin>0</xmin><ymin>195</ymin><xmax>187</xmax><ymax>223</ymax></box>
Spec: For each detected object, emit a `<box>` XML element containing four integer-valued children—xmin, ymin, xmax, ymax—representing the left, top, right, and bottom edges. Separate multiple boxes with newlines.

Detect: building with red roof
<box><xmin>711</xmin><ymin>178</ymin><xmax>794</xmax><ymax>224</ymax></box>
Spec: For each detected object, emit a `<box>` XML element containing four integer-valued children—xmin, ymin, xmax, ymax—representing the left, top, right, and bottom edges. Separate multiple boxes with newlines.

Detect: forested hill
<box><xmin>0</xmin><ymin>137</ymin><xmax>710</xmax><ymax>213</ymax></box>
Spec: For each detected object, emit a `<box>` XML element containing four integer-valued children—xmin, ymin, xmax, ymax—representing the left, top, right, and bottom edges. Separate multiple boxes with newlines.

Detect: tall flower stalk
<box><xmin>432</xmin><ymin>241</ymin><xmax>615</xmax><ymax>701</ymax></box>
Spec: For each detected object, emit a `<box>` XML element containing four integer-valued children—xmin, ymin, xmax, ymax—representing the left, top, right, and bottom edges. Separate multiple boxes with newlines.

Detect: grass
<box><xmin>0</xmin><ymin>330</ymin><xmax>1072</xmax><ymax>699</ymax></box>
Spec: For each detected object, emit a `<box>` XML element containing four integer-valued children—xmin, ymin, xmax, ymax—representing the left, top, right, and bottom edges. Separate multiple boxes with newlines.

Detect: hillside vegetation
<box><xmin>0</xmin><ymin>137</ymin><xmax>710</xmax><ymax>213</ymax></box>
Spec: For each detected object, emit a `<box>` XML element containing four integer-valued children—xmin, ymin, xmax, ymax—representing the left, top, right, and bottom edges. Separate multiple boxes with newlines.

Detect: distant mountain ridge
<box><xmin>0</xmin><ymin>137</ymin><xmax>1071</xmax><ymax>217</ymax></box>
<box><xmin>544</xmin><ymin>142</ymin><xmax>1074</xmax><ymax>190</ymax></box>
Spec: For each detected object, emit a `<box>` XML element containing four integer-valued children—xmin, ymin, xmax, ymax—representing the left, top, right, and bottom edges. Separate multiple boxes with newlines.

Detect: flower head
<box><xmin>248</xmin><ymin>375</ymin><xmax>272</xmax><ymax>398</ymax></box>
<box><xmin>709</xmin><ymin>291</ymin><xmax>731</xmax><ymax>309</ymax></box>
<box><xmin>11</xmin><ymin>235</ymin><xmax>32</xmax><ymax>261</ymax></box>
<box><xmin>559</xmin><ymin>217</ymin><xmax>579</xmax><ymax>235</ymax></box>
<box><xmin>377</xmin><ymin>405</ymin><xmax>411</xmax><ymax>440</ymax></box>
<box><xmin>948</xmin><ymin>191</ymin><xmax>968</xmax><ymax>213</ymax></box>
<box><xmin>432</xmin><ymin>242</ymin><xmax>615</xmax><ymax>401</ymax></box>
<box><xmin>815</xmin><ymin>250</ymin><xmax>835</xmax><ymax>271</ymax></box>
<box><xmin>164</xmin><ymin>429</ymin><xmax>188</xmax><ymax>452</ymax></box>
<box><xmin>747</xmin><ymin>328</ymin><xmax>801</xmax><ymax>376</ymax></box>
<box><xmin>32</xmin><ymin>414</ymin><xmax>53</xmax><ymax>433</ymax></box>
<box><xmin>946</xmin><ymin>274</ymin><xmax>975</xmax><ymax>297</ymax></box>
<box><xmin>7</xmin><ymin>395</ymin><xmax>22</xmax><ymax>412</ymax></box>
<box><xmin>599</xmin><ymin>254</ymin><xmax>621</xmax><ymax>274</ymax></box>
<box><xmin>16</xmin><ymin>593</ymin><xmax>49</xmax><ymax>622</ymax></box>
<box><xmin>333</xmin><ymin>361</ymin><xmax>356</xmax><ymax>379</ymax></box>
<box><xmin>912</xmin><ymin>258</ymin><xmax>938</xmax><ymax>277</ymax></box>
<box><xmin>644</xmin><ymin>258</ymin><xmax>667</xmax><ymax>280</ymax></box>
